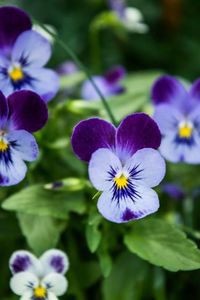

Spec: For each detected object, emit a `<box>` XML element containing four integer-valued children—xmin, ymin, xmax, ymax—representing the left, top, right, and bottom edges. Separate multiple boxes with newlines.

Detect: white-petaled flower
<box><xmin>9</xmin><ymin>249</ymin><xmax>69</xmax><ymax>300</ymax></box>
<box><xmin>108</xmin><ymin>0</ymin><xmax>148</xmax><ymax>33</ymax></box>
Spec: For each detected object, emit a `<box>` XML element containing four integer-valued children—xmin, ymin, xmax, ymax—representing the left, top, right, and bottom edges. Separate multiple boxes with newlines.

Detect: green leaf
<box><xmin>124</xmin><ymin>218</ymin><xmax>200</xmax><ymax>271</ymax></box>
<box><xmin>60</xmin><ymin>72</ymin><xmax>85</xmax><ymax>89</ymax></box>
<box><xmin>103</xmin><ymin>252</ymin><xmax>148</xmax><ymax>300</ymax></box>
<box><xmin>98</xmin><ymin>248</ymin><xmax>112</xmax><ymax>277</ymax></box>
<box><xmin>18</xmin><ymin>213</ymin><xmax>67</xmax><ymax>255</ymax></box>
<box><xmin>2</xmin><ymin>183</ymin><xmax>86</xmax><ymax>219</ymax></box>
<box><xmin>86</xmin><ymin>223</ymin><xmax>101</xmax><ymax>253</ymax></box>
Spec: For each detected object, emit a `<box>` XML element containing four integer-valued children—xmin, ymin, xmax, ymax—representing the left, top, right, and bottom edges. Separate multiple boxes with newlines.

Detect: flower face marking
<box><xmin>0</xmin><ymin>138</ymin><xmax>9</xmax><ymax>151</ymax></box>
<box><xmin>72</xmin><ymin>114</ymin><xmax>166</xmax><ymax>223</ymax></box>
<box><xmin>114</xmin><ymin>174</ymin><xmax>128</xmax><ymax>189</ymax></box>
<box><xmin>8</xmin><ymin>64</ymin><xmax>24</xmax><ymax>82</ymax></box>
<box><xmin>152</xmin><ymin>75</ymin><xmax>200</xmax><ymax>163</ymax></box>
<box><xmin>178</xmin><ymin>121</ymin><xmax>193</xmax><ymax>139</ymax></box>
<box><xmin>34</xmin><ymin>286</ymin><xmax>47</xmax><ymax>299</ymax></box>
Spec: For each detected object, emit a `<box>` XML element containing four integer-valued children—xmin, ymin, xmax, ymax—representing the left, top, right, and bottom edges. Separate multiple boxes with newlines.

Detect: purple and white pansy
<box><xmin>0</xmin><ymin>6</ymin><xmax>59</xmax><ymax>102</ymax></box>
<box><xmin>9</xmin><ymin>249</ymin><xmax>69</xmax><ymax>300</ymax></box>
<box><xmin>0</xmin><ymin>90</ymin><xmax>47</xmax><ymax>186</ymax></box>
<box><xmin>71</xmin><ymin>113</ymin><xmax>166</xmax><ymax>223</ymax></box>
<box><xmin>81</xmin><ymin>66</ymin><xmax>125</xmax><ymax>101</ymax></box>
<box><xmin>152</xmin><ymin>75</ymin><xmax>200</xmax><ymax>164</ymax></box>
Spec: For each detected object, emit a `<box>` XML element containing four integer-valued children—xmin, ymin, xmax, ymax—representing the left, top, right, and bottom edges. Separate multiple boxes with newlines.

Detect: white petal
<box><xmin>42</xmin><ymin>273</ymin><xmax>68</xmax><ymax>296</ymax></box>
<box><xmin>9</xmin><ymin>250</ymin><xmax>41</xmax><ymax>275</ymax></box>
<box><xmin>89</xmin><ymin>148</ymin><xmax>122</xmax><ymax>191</ymax></box>
<box><xmin>20</xmin><ymin>291</ymin><xmax>33</xmax><ymax>300</ymax></box>
<box><xmin>10</xmin><ymin>272</ymin><xmax>38</xmax><ymax>296</ymax></box>
<box><xmin>48</xmin><ymin>292</ymin><xmax>58</xmax><ymax>300</ymax></box>
<box><xmin>40</xmin><ymin>249</ymin><xmax>69</xmax><ymax>276</ymax></box>
<box><xmin>124</xmin><ymin>148</ymin><xmax>166</xmax><ymax>188</ymax></box>
<box><xmin>97</xmin><ymin>185</ymin><xmax>159</xmax><ymax>223</ymax></box>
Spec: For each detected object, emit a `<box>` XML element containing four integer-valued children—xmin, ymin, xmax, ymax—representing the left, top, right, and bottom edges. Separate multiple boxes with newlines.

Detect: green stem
<box><xmin>34</xmin><ymin>20</ymin><xmax>117</xmax><ymax>125</ymax></box>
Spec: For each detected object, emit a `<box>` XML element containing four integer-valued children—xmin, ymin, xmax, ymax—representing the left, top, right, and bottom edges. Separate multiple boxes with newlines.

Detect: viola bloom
<box><xmin>81</xmin><ymin>66</ymin><xmax>125</xmax><ymax>101</ymax></box>
<box><xmin>0</xmin><ymin>90</ymin><xmax>47</xmax><ymax>186</ymax></box>
<box><xmin>71</xmin><ymin>113</ymin><xmax>166</xmax><ymax>223</ymax></box>
<box><xmin>0</xmin><ymin>6</ymin><xmax>59</xmax><ymax>102</ymax></box>
<box><xmin>9</xmin><ymin>249</ymin><xmax>69</xmax><ymax>300</ymax></box>
<box><xmin>108</xmin><ymin>0</ymin><xmax>148</xmax><ymax>33</ymax></box>
<box><xmin>57</xmin><ymin>61</ymin><xmax>78</xmax><ymax>76</ymax></box>
<box><xmin>162</xmin><ymin>183</ymin><xmax>185</xmax><ymax>200</ymax></box>
<box><xmin>151</xmin><ymin>75</ymin><xmax>200</xmax><ymax>164</ymax></box>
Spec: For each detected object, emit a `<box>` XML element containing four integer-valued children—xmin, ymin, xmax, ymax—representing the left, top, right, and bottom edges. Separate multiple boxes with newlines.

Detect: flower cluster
<box><xmin>152</xmin><ymin>75</ymin><xmax>200</xmax><ymax>164</ymax></box>
<box><xmin>81</xmin><ymin>66</ymin><xmax>125</xmax><ymax>101</ymax></box>
<box><xmin>0</xmin><ymin>90</ymin><xmax>47</xmax><ymax>186</ymax></box>
<box><xmin>9</xmin><ymin>249</ymin><xmax>69</xmax><ymax>300</ymax></box>
<box><xmin>0</xmin><ymin>6</ymin><xmax>59</xmax><ymax>101</ymax></box>
<box><xmin>71</xmin><ymin>113</ymin><xmax>166</xmax><ymax>223</ymax></box>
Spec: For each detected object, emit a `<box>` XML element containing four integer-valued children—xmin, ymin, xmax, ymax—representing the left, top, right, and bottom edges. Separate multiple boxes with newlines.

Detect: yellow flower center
<box><xmin>114</xmin><ymin>174</ymin><xmax>128</xmax><ymax>189</ymax></box>
<box><xmin>178</xmin><ymin>122</ymin><xmax>193</xmax><ymax>139</ymax></box>
<box><xmin>9</xmin><ymin>66</ymin><xmax>24</xmax><ymax>82</ymax></box>
<box><xmin>34</xmin><ymin>286</ymin><xmax>47</xmax><ymax>298</ymax></box>
<box><xmin>0</xmin><ymin>139</ymin><xmax>8</xmax><ymax>152</ymax></box>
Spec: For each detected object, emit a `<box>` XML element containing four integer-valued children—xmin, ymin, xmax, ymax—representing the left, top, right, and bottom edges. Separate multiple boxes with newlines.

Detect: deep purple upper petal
<box><xmin>189</xmin><ymin>78</ymin><xmax>200</xmax><ymax>103</ymax></box>
<box><xmin>8</xmin><ymin>90</ymin><xmax>48</xmax><ymax>133</ymax></box>
<box><xmin>0</xmin><ymin>91</ymin><xmax>8</xmax><ymax>128</ymax></box>
<box><xmin>116</xmin><ymin>113</ymin><xmax>161</xmax><ymax>161</ymax></box>
<box><xmin>71</xmin><ymin>118</ymin><xmax>116</xmax><ymax>162</ymax></box>
<box><xmin>151</xmin><ymin>75</ymin><xmax>187</xmax><ymax>107</ymax></box>
<box><xmin>104</xmin><ymin>66</ymin><xmax>126</xmax><ymax>84</ymax></box>
<box><xmin>0</xmin><ymin>6</ymin><xmax>32</xmax><ymax>54</ymax></box>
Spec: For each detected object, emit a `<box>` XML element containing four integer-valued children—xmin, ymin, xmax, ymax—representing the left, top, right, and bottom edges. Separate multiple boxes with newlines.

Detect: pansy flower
<box><xmin>152</xmin><ymin>75</ymin><xmax>200</xmax><ymax>164</ymax></box>
<box><xmin>9</xmin><ymin>249</ymin><xmax>69</xmax><ymax>300</ymax></box>
<box><xmin>0</xmin><ymin>90</ymin><xmax>47</xmax><ymax>186</ymax></box>
<box><xmin>71</xmin><ymin>113</ymin><xmax>166</xmax><ymax>223</ymax></box>
<box><xmin>108</xmin><ymin>0</ymin><xmax>148</xmax><ymax>33</ymax></box>
<box><xmin>0</xmin><ymin>6</ymin><xmax>59</xmax><ymax>101</ymax></box>
<box><xmin>81</xmin><ymin>66</ymin><xmax>125</xmax><ymax>101</ymax></box>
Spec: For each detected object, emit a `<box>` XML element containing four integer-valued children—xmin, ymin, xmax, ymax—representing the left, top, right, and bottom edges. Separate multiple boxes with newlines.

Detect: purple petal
<box><xmin>57</xmin><ymin>61</ymin><xmax>78</xmax><ymax>75</ymax></box>
<box><xmin>0</xmin><ymin>150</ymin><xmax>27</xmax><ymax>186</ymax></box>
<box><xmin>0</xmin><ymin>6</ymin><xmax>31</xmax><ymax>54</ymax></box>
<box><xmin>0</xmin><ymin>91</ymin><xmax>8</xmax><ymax>128</ymax></box>
<box><xmin>8</xmin><ymin>90</ymin><xmax>48</xmax><ymax>133</ymax></box>
<box><xmin>151</xmin><ymin>75</ymin><xmax>187</xmax><ymax>109</ymax></box>
<box><xmin>189</xmin><ymin>78</ymin><xmax>200</xmax><ymax>105</ymax></box>
<box><xmin>81</xmin><ymin>76</ymin><xmax>109</xmax><ymax>101</ymax></box>
<box><xmin>104</xmin><ymin>66</ymin><xmax>126</xmax><ymax>84</ymax></box>
<box><xmin>116</xmin><ymin>113</ymin><xmax>161</xmax><ymax>161</ymax></box>
<box><xmin>89</xmin><ymin>148</ymin><xmax>122</xmax><ymax>191</ymax></box>
<box><xmin>153</xmin><ymin>104</ymin><xmax>183</xmax><ymax>134</ymax></box>
<box><xmin>108</xmin><ymin>0</ymin><xmax>125</xmax><ymax>18</ymax></box>
<box><xmin>124</xmin><ymin>148</ymin><xmax>166</xmax><ymax>188</ymax></box>
<box><xmin>40</xmin><ymin>249</ymin><xmax>69</xmax><ymax>276</ymax></box>
<box><xmin>7</xmin><ymin>130</ymin><xmax>39</xmax><ymax>162</ymax></box>
<box><xmin>71</xmin><ymin>118</ymin><xmax>116</xmax><ymax>162</ymax></box>
<box><xmin>12</xmin><ymin>30</ymin><xmax>52</xmax><ymax>68</ymax></box>
<box><xmin>162</xmin><ymin>183</ymin><xmax>185</xmax><ymax>200</ymax></box>
<box><xmin>24</xmin><ymin>68</ymin><xmax>59</xmax><ymax>102</ymax></box>
<box><xmin>97</xmin><ymin>185</ymin><xmax>159</xmax><ymax>223</ymax></box>
<box><xmin>9</xmin><ymin>250</ymin><xmax>40</xmax><ymax>275</ymax></box>
<box><xmin>159</xmin><ymin>131</ymin><xmax>200</xmax><ymax>164</ymax></box>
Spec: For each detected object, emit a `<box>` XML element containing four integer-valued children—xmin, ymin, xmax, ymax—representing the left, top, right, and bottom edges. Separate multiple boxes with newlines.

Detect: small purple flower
<box><xmin>57</xmin><ymin>61</ymin><xmax>78</xmax><ymax>76</ymax></box>
<box><xmin>71</xmin><ymin>113</ymin><xmax>166</xmax><ymax>223</ymax></box>
<box><xmin>0</xmin><ymin>6</ymin><xmax>59</xmax><ymax>102</ymax></box>
<box><xmin>151</xmin><ymin>75</ymin><xmax>200</xmax><ymax>164</ymax></box>
<box><xmin>0</xmin><ymin>90</ymin><xmax>48</xmax><ymax>186</ymax></box>
<box><xmin>81</xmin><ymin>66</ymin><xmax>125</xmax><ymax>101</ymax></box>
<box><xmin>162</xmin><ymin>183</ymin><xmax>185</xmax><ymax>200</ymax></box>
